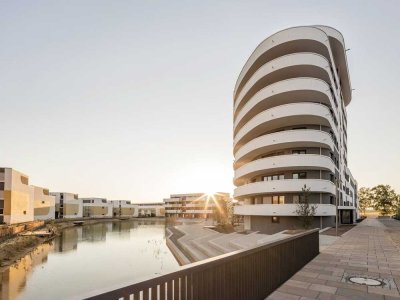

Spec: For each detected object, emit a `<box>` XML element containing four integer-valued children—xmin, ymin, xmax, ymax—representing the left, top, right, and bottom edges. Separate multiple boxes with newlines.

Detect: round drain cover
<box><xmin>349</xmin><ymin>277</ymin><xmax>383</xmax><ymax>286</ymax></box>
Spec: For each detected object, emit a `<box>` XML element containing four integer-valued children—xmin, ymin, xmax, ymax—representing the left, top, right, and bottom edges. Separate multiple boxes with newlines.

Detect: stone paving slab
<box><xmin>266</xmin><ymin>218</ymin><xmax>400</xmax><ymax>299</ymax></box>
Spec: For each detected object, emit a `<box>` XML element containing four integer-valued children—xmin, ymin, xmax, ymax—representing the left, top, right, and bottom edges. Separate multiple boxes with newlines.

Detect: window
<box><xmin>41</xmin><ymin>201</ymin><xmax>45</xmax><ymax>204</ymax></box>
<box><xmin>0</xmin><ymin>182</ymin><xmax>4</xmax><ymax>190</ymax></box>
<box><xmin>263</xmin><ymin>174</ymin><xmax>284</xmax><ymax>181</ymax></box>
<box><xmin>293</xmin><ymin>172</ymin><xmax>307</xmax><ymax>179</ymax></box>
<box><xmin>263</xmin><ymin>196</ymin><xmax>272</xmax><ymax>204</ymax></box>
<box><xmin>292</xmin><ymin>150</ymin><xmax>306</xmax><ymax>154</ymax></box>
<box><xmin>20</xmin><ymin>176</ymin><xmax>29</xmax><ymax>185</ymax></box>
<box><xmin>102</xmin><ymin>199</ymin><xmax>107</xmax><ymax>203</ymax></box>
<box><xmin>272</xmin><ymin>196</ymin><xmax>284</xmax><ymax>204</ymax></box>
<box><xmin>272</xmin><ymin>216</ymin><xmax>280</xmax><ymax>223</ymax></box>
<box><xmin>293</xmin><ymin>195</ymin><xmax>300</xmax><ymax>204</ymax></box>
<box><xmin>83</xmin><ymin>200</ymin><xmax>91</xmax><ymax>204</ymax></box>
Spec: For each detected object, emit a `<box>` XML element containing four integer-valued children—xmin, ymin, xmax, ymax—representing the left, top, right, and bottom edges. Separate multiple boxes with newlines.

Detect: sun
<box><xmin>206</xmin><ymin>191</ymin><xmax>216</xmax><ymax>198</ymax></box>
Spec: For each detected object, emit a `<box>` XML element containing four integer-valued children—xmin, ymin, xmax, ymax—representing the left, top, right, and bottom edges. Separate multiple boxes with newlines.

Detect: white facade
<box><xmin>233</xmin><ymin>26</ymin><xmax>358</xmax><ymax>233</ymax></box>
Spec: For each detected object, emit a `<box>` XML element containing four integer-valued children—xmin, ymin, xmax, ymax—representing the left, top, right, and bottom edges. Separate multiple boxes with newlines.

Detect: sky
<box><xmin>1</xmin><ymin>0</ymin><xmax>399</xmax><ymax>202</ymax></box>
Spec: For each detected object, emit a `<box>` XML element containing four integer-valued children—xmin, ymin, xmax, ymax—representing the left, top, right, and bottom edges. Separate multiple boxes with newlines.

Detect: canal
<box><xmin>0</xmin><ymin>219</ymin><xmax>180</xmax><ymax>300</ymax></box>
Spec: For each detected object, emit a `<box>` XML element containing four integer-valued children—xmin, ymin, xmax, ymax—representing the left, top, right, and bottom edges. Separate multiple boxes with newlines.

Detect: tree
<box><xmin>372</xmin><ymin>185</ymin><xmax>398</xmax><ymax>216</ymax></box>
<box><xmin>214</xmin><ymin>198</ymin><xmax>229</xmax><ymax>226</ymax></box>
<box><xmin>358</xmin><ymin>187</ymin><xmax>373</xmax><ymax>216</ymax></box>
<box><xmin>295</xmin><ymin>185</ymin><xmax>318</xmax><ymax>229</ymax></box>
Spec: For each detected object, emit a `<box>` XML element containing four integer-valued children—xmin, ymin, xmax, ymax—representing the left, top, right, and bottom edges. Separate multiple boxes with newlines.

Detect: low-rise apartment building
<box><xmin>136</xmin><ymin>203</ymin><xmax>165</xmax><ymax>217</ymax></box>
<box><xmin>80</xmin><ymin>198</ymin><xmax>113</xmax><ymax>218</ymax></box>
<box><xmin>111</xmin><ymin>200</ymin><xmax>137</xmax><ymax>217</ymax></box>
<box><xmin>51</xmin><ymin>192</ymin><xmax>82</xmax><ymax>219</ymax></box>
<box><xmin>0</xmin><ymin>168</ymin><xmax>34</xmax><ymax>224</ymax></box>
<box><xmin>32</xmin><ymin>186</ymin><xmax>56</xmax><ymax>221</ymax></box>
<box><xmin>163</xmin><ymin>193</ymin><xmax>230</xmax><ymax>219</ymax></box>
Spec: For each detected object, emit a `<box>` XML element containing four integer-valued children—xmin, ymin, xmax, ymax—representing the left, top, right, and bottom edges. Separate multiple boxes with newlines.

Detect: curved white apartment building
<box><xmin>233</xmin><ymin>26</ymin><xmax>358</xmax><ymax>234</ymax></box>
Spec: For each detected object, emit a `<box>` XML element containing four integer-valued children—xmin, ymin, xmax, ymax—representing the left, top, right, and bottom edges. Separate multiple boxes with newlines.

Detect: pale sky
<box><xmin>1</xmin><ymin>0</ymin><xmax>399</xmax><ymax>202</ymax></box>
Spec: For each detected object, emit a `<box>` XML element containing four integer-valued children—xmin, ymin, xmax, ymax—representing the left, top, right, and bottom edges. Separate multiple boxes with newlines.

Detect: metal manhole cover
<box><xmin>348</xmin><ymin>277</ymin><xmax>383</xmax><ymax>286</ymax></box>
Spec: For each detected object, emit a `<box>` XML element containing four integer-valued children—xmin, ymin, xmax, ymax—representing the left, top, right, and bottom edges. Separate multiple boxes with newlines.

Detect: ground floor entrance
<box><xmin>340</xmin><ymin>209</ymin><xmax>354</xmax><ymax>224</ymax></box>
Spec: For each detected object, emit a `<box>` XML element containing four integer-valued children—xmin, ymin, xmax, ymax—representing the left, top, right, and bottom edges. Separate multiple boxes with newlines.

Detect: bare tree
<box><xmin>295</xmin><ymin>185</ymin><xmax>317</xmax><ymax>229</ymax></box>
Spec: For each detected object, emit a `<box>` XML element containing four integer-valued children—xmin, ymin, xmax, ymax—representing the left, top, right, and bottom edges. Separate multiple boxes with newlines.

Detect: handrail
<box><xmin>83</xmin><ymin>229</ymin><xmax>319</xmax><ymax>300</ymax></box>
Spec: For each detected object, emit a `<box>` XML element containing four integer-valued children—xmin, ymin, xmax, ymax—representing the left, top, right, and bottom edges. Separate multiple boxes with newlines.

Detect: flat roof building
<box><xmin>32</xmin><ymin>186</ymin><xmax>56</xmax><ymax>221</ymax></box>
<box><xmin>163</xmin><ymin>193</ymin><xmax>230</xmax><ymax>219</ymax></box>
<box><xmin>111</xmin><ymin>200</ymin><xmax>137</xmax><ymax>218</ymax></box>
<box><xmin>80</xmin><ymin>198</ymin><xmax>113</xmax><ymax>218</ymax></box>
<box><xmin>233</xmin><ymin>26</ymin><xmax>358</xmax><ymax>233</ymax></box>
<box><xmin>51</xmin><ymin>192</ymin><xmax>82</xmax><ymax>219</ymax></box>
<box><xmin>0</xmin><ymin>168</ymin><xmax>34</xmax><ymax>224</ymax></box>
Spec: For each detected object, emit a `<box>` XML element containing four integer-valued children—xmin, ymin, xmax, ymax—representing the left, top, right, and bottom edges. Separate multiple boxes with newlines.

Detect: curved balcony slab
<box><xmin>234</xmin><ymin>52</ymin><xmax>332</xmax><ymax>111</ymax></box>
<box><xmin>234</xmin><ymin>154</ymin><xmax>335</xmax><ymax>186</ymax></box>
<box><xmin>234</xmin><ymin>26</ymin><xmax>351</xmax><ymax>105</ymax></box>
<box><xmin>235</xmin><ymin>26</ymin><xmax>331</xmax><ymax>94</ymax></box>
<box><xmin>233</xmin><ymin>179</ymin><xmax>336</xmax><ymax>199</ymax></box>
<box><xmin>234</xmin><ymin>129</ymin><xmax>335</xmax><ymax>167</ymax></box>
<box><xmin>234</xmin><ymin>78</ymin><xmax>338</xmax><ymax>128</ymax></box>
<box><xmin>234</xmin><ymin>102</ymin><xmax>338</xmax><ymax>150</ymax></box>
<box><xmin>234</xmin><ymin>203</ymin><xmax>336</xmax><ymax>216</ymax></box>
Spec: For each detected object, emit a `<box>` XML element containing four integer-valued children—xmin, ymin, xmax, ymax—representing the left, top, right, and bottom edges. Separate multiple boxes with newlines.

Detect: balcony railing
<box><xmin>83</xmin><ymin>229</ymin><xmax>319</xmax><ymax>300</ymax></box>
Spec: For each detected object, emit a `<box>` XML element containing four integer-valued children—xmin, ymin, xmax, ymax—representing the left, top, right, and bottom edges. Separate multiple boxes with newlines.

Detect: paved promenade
<box><xmin>267</xmin><ymin>218</ymin><xmax>400</xmax><ymax>299</ymax></box>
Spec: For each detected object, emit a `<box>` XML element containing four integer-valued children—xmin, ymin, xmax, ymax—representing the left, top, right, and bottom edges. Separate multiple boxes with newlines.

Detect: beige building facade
<box><xmin>136</xmin><ymin>203</ymin><xmax>165</xmax><ymax>217</ymax></box>
<box><xmin>51</xmin><ymin>192</ymin><xmax>82</xmax><ymax>219</ymax></box>
<box><xmin>0</xmin><ymin>168</ymin><xmax>34</xmax><ymax>224</ymax></box>
<box><xmin>112</xmin><ymin>200</ymin><xmax>137</xmax><ymax>217</ymax></box>
<box><xmin>32</xmin><ymin>186</ymin><xmax>56</xmax><ymax>221</ymax></box>
<box><xmin>81</xmin><ymin>198</ymin><xmax>113</xmax><ymax>218</ymax></box>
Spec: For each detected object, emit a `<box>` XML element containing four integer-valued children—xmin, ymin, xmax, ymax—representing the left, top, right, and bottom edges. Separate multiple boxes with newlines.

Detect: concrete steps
<box><xmin>208</xmin><ymin>233</ymin><xmax>242</xmax><ymax>253</ymax></box>
<box><xmin>169</xmin><ymin>224</ymin><xmax>294</xmax><ymax>264</ymax></box>
<box><xmin>191</xmin><ymin>231</ymin><xmax>225</xmax><ymax>258</ymax></box>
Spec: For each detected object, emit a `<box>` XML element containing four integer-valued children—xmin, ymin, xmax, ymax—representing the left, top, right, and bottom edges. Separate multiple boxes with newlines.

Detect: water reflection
<box><xmin>0</xmin><ymin>220</ymin><xmax>179</xmax><ymax>300</ymax></box>
<box><xmin>0</xmin><ymin>242</ymin><xmax>54</xmax><ymax>300</ymax></box>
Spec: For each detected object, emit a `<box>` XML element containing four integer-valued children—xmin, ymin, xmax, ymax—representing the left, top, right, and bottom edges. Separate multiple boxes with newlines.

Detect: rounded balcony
<box><xmin>234</xmin><ymin>129</ymin><xmax>335</xmax><ymax>168</ymax></box>
<box><xmin>234</xmin><ymin>154</ymin><xmax>335</xmax><ymax>186</ymax></box>
<box><xmin>234</xmin><ymin>52</ymin><xmax>333</xmax><ymax>113</ymax></box>
<box><xmin>233</xmin><ymin>179</ymin><xmax>336</xmax><ymax>199</ymax></box>
<box><xmin>233</xmin><ymin>77</ymin><xmax>338</xmax><ymax>129</ymax></box>
<box><xmin>233</xmin><ymin>102</ymin><xmax>338</xmax><ymax>152</ymax></box>
<box><xmin>234</xmin><ymin>26</ymin><xmax>351</xmax><ymax>105</ymax></box>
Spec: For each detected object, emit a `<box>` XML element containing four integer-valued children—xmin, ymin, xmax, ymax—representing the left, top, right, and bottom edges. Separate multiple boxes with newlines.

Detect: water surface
<box><xmin>0</xmin><ymin>220</ymin><xmax>179</xmax><ymax>300</ymax></box>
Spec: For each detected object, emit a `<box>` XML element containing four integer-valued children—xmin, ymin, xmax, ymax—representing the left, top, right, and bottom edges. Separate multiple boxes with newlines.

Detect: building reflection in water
<box><xmin>0</xmin><ymin>220</ymin><xmax>177</xmax><ymax>300</ymax></box>
<box><xmin>81</xmin><ymin>223</ymin><xmax>108</xmax><ymax>243</ymax></box>
<box><xmin>0</xmin><ymin>242</ymin><xmax>54</xmax><ymax>300</ymax></box>
<box><xmin>54</xmin><ymin>227</ymin><xmax>80</xmax><ymax>253</ymax></box>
